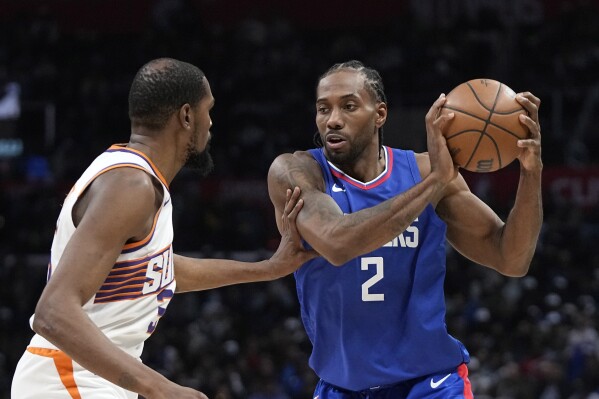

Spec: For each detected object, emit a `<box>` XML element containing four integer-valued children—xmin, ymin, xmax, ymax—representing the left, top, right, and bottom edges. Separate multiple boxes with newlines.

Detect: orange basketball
<box><xmin>440</xmin><ymin>79</ymin><xmax>529</xmax><ymax>173</ymax></box>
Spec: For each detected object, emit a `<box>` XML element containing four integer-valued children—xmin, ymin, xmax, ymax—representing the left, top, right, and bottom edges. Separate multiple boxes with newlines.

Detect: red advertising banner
<box><xmin>463</xmin><ymin>165</ymin><xmax>599</xmax><ymax>210</ymax></box>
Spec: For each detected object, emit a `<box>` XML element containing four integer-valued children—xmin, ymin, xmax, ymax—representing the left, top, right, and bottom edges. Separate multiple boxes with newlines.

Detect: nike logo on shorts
<box><xmin>430</xmin><ymin>373</ymin><xmax>451</xmax><ymax>388</ymax></box>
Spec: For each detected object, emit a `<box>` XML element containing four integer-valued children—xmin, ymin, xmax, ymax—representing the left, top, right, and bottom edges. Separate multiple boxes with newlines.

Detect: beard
<box><xmin>323</xmin><ymin>135</ymin><xmax>369</xmax><ymax>167</ymax></box>
<box><xmin>184</xmin><ymin>140</ymin><xmax>214</xmax><ymax>177</ymax></box>
<box><xmin>324</xmin><ymin>143</ymin><xmax>363</xmax><ymax>166</ymax></box>
<box><xmin>322</xmin><ymin>125</ymin><xmax>379</xmax><ymax>167</ymax></box>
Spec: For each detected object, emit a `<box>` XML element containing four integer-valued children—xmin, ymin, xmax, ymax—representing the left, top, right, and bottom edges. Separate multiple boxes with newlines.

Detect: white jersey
<box><xmin>29</xmin><ymin>144</ymin><xmax>176</xmax><ymax>358</ymax></box>
<box><xmin>12</xmin><ymin>144</ymin><xmax>176</xmax><ymax>398</ymax></box>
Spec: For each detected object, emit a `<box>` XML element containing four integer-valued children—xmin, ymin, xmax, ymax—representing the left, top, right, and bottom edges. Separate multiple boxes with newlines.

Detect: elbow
<box><xmin>319</xmin><ymin>242</ymin><xmax>356</xmax><ymax>267</ymax></box>
<box><xmin>496</xmin><ymin>258</ymin><xmax>532</xmax><ymax>278</ymax></box>
<box><xmin>32</xmin><ymin>298</ymin><xmax>60</xmax><ymax>340</ymax></box>
<box><xmin>503</xmin><ymin>266</ymin><xmax>529</xmax><ymax>278</ymax></box>
<box><xmin>327</xmin><ymin>256</ymin><xmax>348</xmax><ymax>267</ymax></box>
<box><xmin>309</xmin><ymin>225</ymin><xmax>365</xmax><ymax>266</ymax></box>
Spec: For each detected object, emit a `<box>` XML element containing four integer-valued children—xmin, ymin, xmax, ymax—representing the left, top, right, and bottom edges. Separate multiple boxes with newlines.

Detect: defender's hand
<box><xmin>269</xmin><ymin>187</ymin><xmax>319</xmax><ymax>278</ymax></box>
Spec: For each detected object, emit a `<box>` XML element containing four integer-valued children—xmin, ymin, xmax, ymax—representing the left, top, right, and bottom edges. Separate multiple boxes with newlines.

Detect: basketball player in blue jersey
<box><xmin>267</xmin><ymin>60</ymin><xmax>543</xmax><ymax>398</ymax></box>
<box><xmin>11</xmin><ymin>58</ymin><xmax>316</xmax><ymax>399</ymax></box>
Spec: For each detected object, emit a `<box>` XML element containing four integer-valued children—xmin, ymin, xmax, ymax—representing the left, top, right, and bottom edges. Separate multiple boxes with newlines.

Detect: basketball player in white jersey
<box><xmin>11</xmin><ymin>58</ymin><xmax>317</xmax><ymax>399</ymax></box>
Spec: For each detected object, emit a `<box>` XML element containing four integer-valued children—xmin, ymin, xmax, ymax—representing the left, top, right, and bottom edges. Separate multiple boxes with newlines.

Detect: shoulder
<box><xmin>269</xmin><ymin>150</ymin><xmax>321</xmax><ymax>177</ymax></box>
<box><xmin>96</xmin><ymin>166</ymin><xmax>160</xmax><ymax>194</ymax></box>
<box><xmin>87</xmin><ymin>166</ymin><xmax>163</xmax><ymax>213</ymax></box>
<box><xmin>271</xmin><ymin>150</ymin><xmax>318</xmax><ymax>166</ymax></box>
<box><xmin>72</xmin><ymin>166</ymin><xmax>163</xmax><ymax>239</ymax></box>
<box><xmin>268</xmin><ymin>150</ymin><xmax>325</xmax><ymax>192</ymax></box>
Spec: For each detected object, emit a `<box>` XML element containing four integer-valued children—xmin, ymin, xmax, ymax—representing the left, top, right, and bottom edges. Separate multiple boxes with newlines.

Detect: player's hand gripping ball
<box><xmin>440</xmin><ymin>79</ymin><xmax>529</xmax><ymax>172</ymax></box>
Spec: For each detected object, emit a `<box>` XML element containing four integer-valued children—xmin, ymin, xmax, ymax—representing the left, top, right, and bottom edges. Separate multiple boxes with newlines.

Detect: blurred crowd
<box><xmin>1</xmin><ymin>0</ymin><xmax>598</xmax><ymax>398</ymax></box>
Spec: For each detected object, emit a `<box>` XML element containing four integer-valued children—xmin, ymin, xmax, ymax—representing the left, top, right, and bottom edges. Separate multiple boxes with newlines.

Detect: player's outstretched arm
<box><xmin>174</xmin><ymin>187</ymin><xmax>318</xmax><ymax>293</ymax></box>
<box><xmin>32</xmin><ymin>169</ymin><xmax>208</xmax><ymax>399</ymax></box>
<box><xmin>267</xmin><ymin>95</ymin><xmax>457</xmax><ymax>266</ymax></box>
<box><xmin>437</xmin><ymin>93</ymin><xmax>542</xmax><ymax>277</ymax></box>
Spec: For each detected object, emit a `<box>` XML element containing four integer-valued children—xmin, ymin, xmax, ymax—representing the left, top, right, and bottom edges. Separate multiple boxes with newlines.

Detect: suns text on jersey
<box><xmin>142</xmin><ymin>247</ymin><xmax>175</xmax><ymax>294</ymax></box>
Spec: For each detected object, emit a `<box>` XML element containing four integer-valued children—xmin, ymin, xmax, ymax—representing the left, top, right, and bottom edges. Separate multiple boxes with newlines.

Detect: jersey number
<box><xmin>361</xmin><ymin>257</ymin><xmax>384</xmax><ymax>302</ymax></box>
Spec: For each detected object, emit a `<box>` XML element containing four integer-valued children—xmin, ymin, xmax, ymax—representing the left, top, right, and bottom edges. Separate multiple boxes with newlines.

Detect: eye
<box><xmin>317</xmin><ymin>105</ymin><xmax>329</xmax><ymax>114</ymax></box>
<box><xmin>344</xmin><ymin>103</ymin><xmax>357</xmax><ymax>111</ymax></box>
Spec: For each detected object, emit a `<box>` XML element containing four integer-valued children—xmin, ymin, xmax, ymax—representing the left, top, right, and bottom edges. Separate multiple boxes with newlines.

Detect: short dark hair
<box><xmin>128</xmin><ymin>58</ymin><xmax>206</xmax><ymax>130</ymax></box>
<box><xmin>314</xmin><ymin>60</ymin><xmax>387</xmax><ymax>154</ymax></box>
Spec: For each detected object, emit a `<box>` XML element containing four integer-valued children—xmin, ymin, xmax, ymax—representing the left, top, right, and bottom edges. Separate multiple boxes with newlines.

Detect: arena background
<box><xmin>1</xmin><ymin>0</ymin><xmax>598</xmax><ymax>398</ymax></box>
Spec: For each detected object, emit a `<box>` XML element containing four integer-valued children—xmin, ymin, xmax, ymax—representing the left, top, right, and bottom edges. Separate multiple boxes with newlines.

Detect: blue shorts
<box><xmin>313</xmin><ymin>363</ymin><xmax>473</xmax><ymax>399</ymax></box>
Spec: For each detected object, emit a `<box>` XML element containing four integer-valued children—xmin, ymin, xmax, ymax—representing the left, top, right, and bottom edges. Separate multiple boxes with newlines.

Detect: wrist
<box><xmin>424</xmin><ymin>172</ymin><xmax>449</xmax><ymax>201</ymax></box>
<box><xmin>262</xmin><ymin>258</ymin><xmax>280</xmax><ymax>281</ymax></box>
<box><xmin>520</xmin><ymin>162</ymin><xmax>543</xmax><ymax>178</ymax></box>
<box><xmin>136</xmin><ymin>369</ymin><xmax>169</xmax><ymax>397</ymax></box>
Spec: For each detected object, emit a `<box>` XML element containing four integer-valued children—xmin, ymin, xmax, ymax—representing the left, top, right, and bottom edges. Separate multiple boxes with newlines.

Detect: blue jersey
<box><xmin>296</xmin><ymin>146</ymin><xmax>469</xmax><ymax>391</ymax></box>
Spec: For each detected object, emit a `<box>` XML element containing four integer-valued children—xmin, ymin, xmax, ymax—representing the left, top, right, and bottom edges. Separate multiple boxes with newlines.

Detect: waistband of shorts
<box><xmin>321</xmin><ymin>363</ymin><xmax>469</xmax><ymax>393</ymax></box>
<box><xmin>28</xmin><ymin>333</ymin><xmax>142</xmax><ymax>358</ymax></box>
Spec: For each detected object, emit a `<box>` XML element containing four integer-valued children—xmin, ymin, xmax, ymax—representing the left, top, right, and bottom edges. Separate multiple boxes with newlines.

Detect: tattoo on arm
<box><xmin>275</xmin><ymin>154</ymin><xmax>325</xmax><ymax>193</ymax></box>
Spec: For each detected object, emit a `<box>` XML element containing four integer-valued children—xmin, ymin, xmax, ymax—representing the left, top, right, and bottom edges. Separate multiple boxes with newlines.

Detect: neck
<box><xmin>330</xmin><ymin>145</ymin><xmax>386</xmax><ymax>183</ymax></box>
<box><xmin>128</xmin><ymin>130</ymin><xmax>181</xmax><ymax>184</ymax></box>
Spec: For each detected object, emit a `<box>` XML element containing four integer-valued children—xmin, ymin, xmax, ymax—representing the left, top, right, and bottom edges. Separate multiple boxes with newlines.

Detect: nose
<box><xmin>326</xmin><ymin>107</ymin><xmax>343</xmax><ymax>130</ymax></box>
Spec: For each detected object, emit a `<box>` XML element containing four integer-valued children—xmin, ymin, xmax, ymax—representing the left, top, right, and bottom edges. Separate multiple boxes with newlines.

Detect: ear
<box><xmin>375</xmin><ymin>102</ymin><xmax>388</xmax><ymax>128</ymax></box>
<box><xmin>178</xmin><ymin>104</ymin><xmax>192</xmax><ymax>130</ymax></box>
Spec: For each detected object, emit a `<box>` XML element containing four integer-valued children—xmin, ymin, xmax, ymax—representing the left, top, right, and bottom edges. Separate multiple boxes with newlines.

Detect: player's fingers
<box><xmin>283</xmin><ymin>187</ymin><xmax>298</xmax><ymax>216</ymax></box>
<box><xmin>281</xmin><ymin>188</ymin><xmax>293</xmax><ymax>230</ymax></box>
<box><xmin>518</xmin><ymin>92</ymin><xmax>541</xmax><ymax>108</ymax></box>
<box><xmin>287</xmin><ymin>201</ymin><xmax>307</xmax><ymax>251</ymax></box>
<box><xmin>434</xmin><ymin>93</ymin><xmax>447</xmax><ymax>106</ymax></box>
<box><xmin>516</xmin><ymin>93</ymin><xmax>540</xmax><ymax>121</ymax></box>
<box><xmin>282</xmin><ymin>187</ymin><xmax>302</xmax><ymax>231</ymax></box>
<box><xmin>290</xmin><ymin>186</ymin><xmax>301</xmax><ymax>201</ymax></box>
<box><xmin>287</xmin><ymin>198</ymin><xmax>304</xmax><ymax>221</ymax></box>
<box><xmin>517</xmin><ymin>138</ymin><xmax>541</xmax><ymax>151</ymax></box>
<box><xmin>434</xmin><ymin>112</ymin><xmax>454</xmax><ymax>130</ymax></box>
<box><xmin>426</xmin><ymin>93</ymin><xmax>446</xmax><ymax>121</ymax></box>
<box><xmin>518</xmin><ymin>114</ymin><xmax>541</xmax><ymax>139</ymax></box>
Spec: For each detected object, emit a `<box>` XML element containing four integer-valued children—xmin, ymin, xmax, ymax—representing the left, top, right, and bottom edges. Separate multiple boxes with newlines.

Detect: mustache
<box><xmin>314</xmin><ymin>131</ymin><xmax>348</xmax><ymax>147</ymax></box>
<box><xmin>324</xmin><ymin>132</ymin><xmax>347</xmax><ymax>141</ymax></box>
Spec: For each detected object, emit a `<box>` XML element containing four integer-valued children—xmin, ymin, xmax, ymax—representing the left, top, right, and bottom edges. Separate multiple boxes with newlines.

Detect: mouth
<box><xmin>325</xmin><ymin>133</ymin><xmax>347</xmax><ymax>150</ymax></box>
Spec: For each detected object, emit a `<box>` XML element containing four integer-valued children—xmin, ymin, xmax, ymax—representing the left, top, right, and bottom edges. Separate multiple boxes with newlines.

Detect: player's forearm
<box><xmin>174</xmin><ymin>254</ymin><xmax>273</xmax><ymax>293</ymax></box>
<box><xmin>32</xmin><ymin>298</ymin><xmax>166</xmax><ymax>396</ymax></box>
<box><xmin>497</xmin><ymin>168</ymin><xmax>543</xmax><ymax>276</ymax></box>
<box><xmin>311</xmin><ymin>174</ymin><xmax>446</xmax><ymax>265</ymax></box>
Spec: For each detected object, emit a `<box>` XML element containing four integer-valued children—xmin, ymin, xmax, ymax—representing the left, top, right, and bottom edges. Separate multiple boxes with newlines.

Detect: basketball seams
<box><xmin>445</xmin><ymin>129</ymin><xmax>482</xmax><ymax>140</ymax></box>
<box><xmin>487</xmin><ymin>121</ymin><xmax>525</xmax><ymax>140</ymax></box>
<box><xmin>445</xmin><ymin>111</ymin><xmax>523</xmax><ymax>140</ymax></box>
<box><xmin>485</xmin><ymin>134</ymin><xmax>502</xmax><ymax>171</ymax></box>
<box><xmin>442</xmin><ymin>79</ymin><xmax>524</xmax><ymax>172</ymax></box>
<box><xmin>467</xmin><ymin>80</ymin><xmax>525</xmax><ymax>115</ymax></box>
<box><xmin>442</xmin><ymin>105</ymin><xmax>487</xmax><ymax>123</ymax></box>
<box><xmin>490</xmin><ymin>108</ymin><xmax>524</xmax><ymax>115</ymax></box>
<box><xmin>465</xmin><ymin>81</ymin><xmax>492</xmax><ymax>112</ymax></box>
<box><xmin>463</xmin><ymin>83</ymin><xmax>501</xmax><ymax>170</ymax></box>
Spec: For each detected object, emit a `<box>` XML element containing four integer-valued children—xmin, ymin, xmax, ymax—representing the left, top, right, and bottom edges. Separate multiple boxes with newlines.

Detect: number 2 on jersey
<box><xmin>361</xmin><ymin>257</ymin><xmax>384</xmax><ymax>301</ymax></box>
